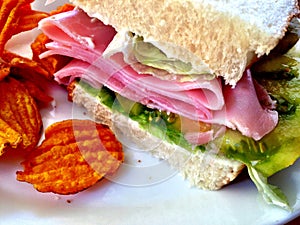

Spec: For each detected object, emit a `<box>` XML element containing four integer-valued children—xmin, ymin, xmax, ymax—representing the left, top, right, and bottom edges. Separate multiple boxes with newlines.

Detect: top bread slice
<box><xmin>70</xmin><ymin>0</ymin><xmax>299</xmax><ymax>85</ymax></box>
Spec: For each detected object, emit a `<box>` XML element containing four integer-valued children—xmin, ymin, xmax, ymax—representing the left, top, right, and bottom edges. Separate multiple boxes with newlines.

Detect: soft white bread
<box><xmin>70</xmin><ymin>0</ymin><xmax>299</xmax><ymax>85</ymax></box>
<box><xmin>70</xmin><ymin>83</ymin><xmax>245</xmax><ymax>190</ymax></box>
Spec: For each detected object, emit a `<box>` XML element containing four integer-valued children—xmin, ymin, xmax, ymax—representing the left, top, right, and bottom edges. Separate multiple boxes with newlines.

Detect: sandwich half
<box><xmin>37</xmin><ymin>0</ymin><xmax>300</xmax><ymax>209</ymax></box>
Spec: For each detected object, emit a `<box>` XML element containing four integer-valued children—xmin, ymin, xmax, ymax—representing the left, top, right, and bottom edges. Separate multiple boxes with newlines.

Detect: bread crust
<box><xmin>71</xmin><ymin>83</ymin><xmax>244</xmax><ymax>190</ymax></box>
<box><xmin>70</xmin><ymin>0</ymin><xmax>299</xmax><ymax>85</ymax></box>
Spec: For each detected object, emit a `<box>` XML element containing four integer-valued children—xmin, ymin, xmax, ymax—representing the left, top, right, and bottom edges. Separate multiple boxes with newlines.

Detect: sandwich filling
<box><xmin>38</xmin><ymin>8</ymin><xmax>300</xmax><ymax>209</ymax></box>
<box><xmin>39</xmin><ymin>9</ymin><xmax>278</xmax><ymax>142</ymax></box>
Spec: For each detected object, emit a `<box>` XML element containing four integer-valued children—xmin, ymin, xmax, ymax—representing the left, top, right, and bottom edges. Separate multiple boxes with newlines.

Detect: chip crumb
<box><xmin>54</xmin><ymin>196</ymin><xmax>61</xmax><ymax>201</ymax></box>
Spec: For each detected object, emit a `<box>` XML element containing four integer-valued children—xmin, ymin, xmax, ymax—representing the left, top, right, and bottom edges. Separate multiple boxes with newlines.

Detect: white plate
<box><xmin>1</xmin><ymin>1</ymin><xmax>300</xmax><ymax>224</ymax></box>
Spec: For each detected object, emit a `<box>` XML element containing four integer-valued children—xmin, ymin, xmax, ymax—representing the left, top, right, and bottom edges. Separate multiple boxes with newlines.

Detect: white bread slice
<box><xmin>70</xmin><ymin>83</ymin><xmax>245</xmax><ymax>190</ymax></box>
<box><xmin>70</xmin><ymin>0</ymin><xmax>299</xmax><ymax>85</ymax></box>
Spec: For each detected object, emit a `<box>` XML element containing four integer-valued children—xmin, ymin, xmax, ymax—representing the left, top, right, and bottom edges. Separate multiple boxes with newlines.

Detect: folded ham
<box><xmin>39</xmin><ymin>8</ymin><xmax>278</xmax><ymax>142</ymax></box>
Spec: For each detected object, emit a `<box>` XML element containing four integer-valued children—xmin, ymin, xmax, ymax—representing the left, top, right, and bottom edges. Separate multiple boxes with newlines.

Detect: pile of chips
<box><xmin>0</xmin><ymin>1</ymin><xmax>124</xmax><ymax>194</ymax></box>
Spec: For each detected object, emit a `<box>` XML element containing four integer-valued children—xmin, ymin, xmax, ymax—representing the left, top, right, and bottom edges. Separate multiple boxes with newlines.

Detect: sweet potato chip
<box><xmin>21</xmin><ymin>79</ymin><xmax>54</xmax><ymax>104</ymax></box>
<box><xmin>0</xmin><ymin>118</ymin><xmax>22</xmax><ymax>156</ymax></box>
<box><xmin>0</xmin><ymin>77</ymin><xmax>42</xmax><ymax>151</ymax></box>
<box><xmin>14</xmin><ymin>8</ymin><xmax>49</xmax><ymax>35</ymax></box>
<box><xmin>3</xmin><ymin>50</ymin><xmax>50</xmax><ymax>78</ymax></box>
<box><xmin>49</xmin><ymin>3</ymin><xmax>75</xmax><ymax>15</ymax></box>
<box><xmin>1</xmin><ymin>50</ymin><xmax>54</xmax><ymax>104</ymax></box>
<box><xmin>17</xmin><ymin>119</ymin><xmax>124</xmax><ymax>195</ymax></box>
<box><xmin>31</xmin><ymin>33</ymin><xmax>71</xmax><ymax>79</ymax></box>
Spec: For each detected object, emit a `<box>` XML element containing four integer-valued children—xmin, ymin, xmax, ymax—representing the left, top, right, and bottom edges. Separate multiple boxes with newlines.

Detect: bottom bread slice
<box><xmin>71</xmin><ymin>83</ymin><xmax>245</xmax><ymax>190</ymax></box>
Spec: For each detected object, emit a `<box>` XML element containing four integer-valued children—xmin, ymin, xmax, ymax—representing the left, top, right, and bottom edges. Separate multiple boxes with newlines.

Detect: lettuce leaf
<box><xmin>220</xmin><ymin>44</ymin><xmax>300</xmax><ymax>210</ymax></box>
<box><xmin>103</xmin><ymin>32</ymin><xmax>213</xmax><ymax>78</ymax></box>
<box><xmin>247</xmin><ymin>166</ymin><xmax>291</xmax><ymax>210</ymax></box>
<box><xmin>133</xmin><ymin>36</ymin><xmax>197</xmax><ymax>74</ymax></box>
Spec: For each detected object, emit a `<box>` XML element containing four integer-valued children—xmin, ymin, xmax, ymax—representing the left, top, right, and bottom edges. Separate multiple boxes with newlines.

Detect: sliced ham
<box><xmin>39</xmin><ymin>8</ymin><xmax>278</xmax><ymax>142</ymax></box>
<box><xmin>54</xmin><ymin>59</ymin><xmax>216</xmax><ymax>122</ymax></box>
<box><xmin>221</xmin><ymin>70</ymin><xmax>278</xmax><ymax>140</ymax></box>
<box><xmin>39</xmin><ymin>9</ymin><xmax>116</xmax><ymax>52</ymax></box>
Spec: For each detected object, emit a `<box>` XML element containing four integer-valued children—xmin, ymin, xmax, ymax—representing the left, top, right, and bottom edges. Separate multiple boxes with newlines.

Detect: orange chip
<box><xmin>17</xmin><ymin>119</ymin><xmax>124</xmax><ymax>195</ymax></box>
<box><xmin>2</xmin><ymin>50</ymin><xmax>55</xmax><ymax>102</ymax></box>
<box><xmin>21</xmin><ymin>79</ymin><xmax>53</xmax><ymax>104</ymax></box>
<box><xmin>13</xmin><ymin>9</ymin><xmax>49</xmax><ymax>35</ymax></box>
<box><xmin>3</xmin><ymin>50</ymin><xmax>50</xmax><ymax>79</ymax></box>
<box><xmin>0</xmin><ymin>77</ymin><xmax>42</xmax><ymax>151</ymax></box>
<box><xmin>0</xmin><ymin>118</ymin><xmax>22</xmax><ymax>156</ymax></box>
<box><xmin>31</xmin><ymin>33</ymin><xmax>71</xmax><ymax>79</ymax></box>
<box><xmin>50</xmin><ymin>3</ymin><xmax>75</xmax><ymax>15</ymax></box>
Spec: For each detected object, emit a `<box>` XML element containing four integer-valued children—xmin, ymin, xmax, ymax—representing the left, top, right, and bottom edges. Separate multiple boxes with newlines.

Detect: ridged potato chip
<box><xmin>0</xmin><ymin>77</ymin><xmax>42</xmax><ymax>152</ymax></box>
<box><xmin>17</xmin><ymin>119</ymin><xmax>124</xmax><ymax>195</ymax></box>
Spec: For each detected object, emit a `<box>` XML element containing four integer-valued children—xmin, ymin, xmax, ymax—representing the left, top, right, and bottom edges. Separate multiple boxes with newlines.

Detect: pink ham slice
<box><xmin>38</xmin><ymin>8</ymin><xmax>278</xmax><ymax>141</ymax></box>
<box><xmin>221</xmin><ymin>70</ymin><xmax>278</xmax><ymax>140</ymax></box>
<box><xmin>53</xmin><ymin>59</ymin><xmax>218</xmax><ymax>122</ymax></box>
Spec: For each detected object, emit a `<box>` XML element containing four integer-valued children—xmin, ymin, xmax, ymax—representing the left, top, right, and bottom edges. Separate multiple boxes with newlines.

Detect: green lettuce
<box><xmin>133</xmin><ymin>36</ymin><xmax>197</xmax><ymax>74</ymax></box>
<box><xmin>220</xmin><ymin>44</ymin><xmax>300</xmax><ymax>210</ymax></box>
<box><xmin>103</xmin><ymin>32</ymin><xmax>213</xmax><ymax>78</ymax></box>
